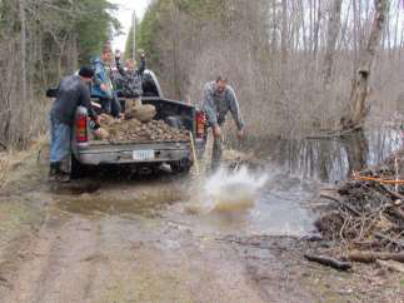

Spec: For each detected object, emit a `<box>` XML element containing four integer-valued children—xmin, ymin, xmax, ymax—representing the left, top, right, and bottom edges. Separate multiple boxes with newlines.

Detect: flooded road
<box><xmin>0</xmin><ymin>130</ymin><xmax>402</xmax><ymax>302</ymax></box>
<box><xmin>0</xmin><ymin>158</ymin><xmax>320</xmax><ymax>303</ymax></box>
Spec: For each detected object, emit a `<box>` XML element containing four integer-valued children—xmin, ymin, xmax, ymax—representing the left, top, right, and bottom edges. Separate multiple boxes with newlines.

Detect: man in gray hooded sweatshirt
<box><xmin>202</xmin><ymin>76</ymin><xmax>245</xmax><ymax>170</ymax></box>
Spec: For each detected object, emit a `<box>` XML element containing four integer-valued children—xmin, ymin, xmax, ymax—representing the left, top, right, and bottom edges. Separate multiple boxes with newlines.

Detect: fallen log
<box><xmin>348</xmin><ymin>251</ymin><xmax>404</xmax><ymax>263</ymax></box>
<box><xmin>304</xmin><ymin>254</ymin><xmax>352</xmax><ymax>271</ymax></box>
<box><xmin>376</xmin><ymin>183</ymin><xmax>404</xmax><ymax>200</ymax></box>
<box><xmin>387</xmin><ymin>207</ymin><xmax>404</xmax><ymax>222</ymax></box>
<box><xmin>376</xmin><ymin>259</ymin><xmax>404</xmax><ymax>273</ymax></box>
<box><xmin>374</xmin><ymin>232</ymin><xmax>404</xmax><ymax>249</ymax></box>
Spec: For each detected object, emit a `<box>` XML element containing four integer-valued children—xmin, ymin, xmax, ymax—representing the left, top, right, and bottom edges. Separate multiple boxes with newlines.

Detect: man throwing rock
<box><xmin>49</xmin><ymin>66</ymin><xmax>100</xmax><ymax>182</ymax></box>
<box><xmin>202</xmin><ymin>76</ymin><xmax>245</xmax><ymax>170</ymax></box>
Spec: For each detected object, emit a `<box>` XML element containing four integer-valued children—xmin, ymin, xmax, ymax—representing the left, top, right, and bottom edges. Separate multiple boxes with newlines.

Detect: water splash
<box><xmin>189</xmin><ymin>166</ymin><xmax>268</xmax><ymax>214</ymax></box>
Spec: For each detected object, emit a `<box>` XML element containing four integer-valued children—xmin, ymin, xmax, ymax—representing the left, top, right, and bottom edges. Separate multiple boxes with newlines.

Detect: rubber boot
<box><xmin>56</xmin><ymin>164</ymin><xmax>71</xmax><ymax>183</ymax></box>
<box><xmin>48</xmin><ymin>162</ymin><xmax>60</xmax><ymax>182</ymax></box>
<box><xmin>49</xmin><ymin>162</ymin><xmax>70</xmax><ymax>183</ymax></box>
<box><xmin>211</xmin><ymin>135</ymin><xmax>223</xmax><ymax>172</ymax></box>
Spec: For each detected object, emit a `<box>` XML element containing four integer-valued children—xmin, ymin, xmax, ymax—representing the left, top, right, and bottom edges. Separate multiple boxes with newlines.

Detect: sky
<box><xmin>109</xmin><ymin>0</ymin><xmax>151</xmax><ymax>51</ymax></box>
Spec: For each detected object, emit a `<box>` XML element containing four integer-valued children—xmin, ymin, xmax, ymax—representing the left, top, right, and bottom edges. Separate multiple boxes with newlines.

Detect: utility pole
<box><xmin>132</xmin><ymin>10</ymin><xmax>136</xmax><ymax>61</ymax></box>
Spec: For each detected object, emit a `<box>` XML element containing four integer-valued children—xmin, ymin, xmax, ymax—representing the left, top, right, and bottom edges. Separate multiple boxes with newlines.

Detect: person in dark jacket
<box><xmin>114</xmin><ymin>49</ymin><xmax>146</xmax><ymax>98</ymax></box>
<box><xmin>202</xmin><ymin>76</ymin><xmax>245</xmax><ymax>170</ymax></box>
<box><xmin>49</xmin><ymin>66</ymin><xmax>100</xmax><ymax>182</ymax></box>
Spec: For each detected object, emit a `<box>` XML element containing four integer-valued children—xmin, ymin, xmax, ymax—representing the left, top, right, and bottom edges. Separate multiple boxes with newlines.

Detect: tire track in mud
<box><xmin>0</xmin><ymin>206</ymin><xmax>273</xmax><ymax>303</ymax></box>
<box><xmin>1</xmin><ymin>214</ymin><xmax>101</xmax><ymax>303</ymax></box>
<box><xmin>0</xmin><ymin>168</ymin><xmax>315</xmax><ymax>303</ymax></box>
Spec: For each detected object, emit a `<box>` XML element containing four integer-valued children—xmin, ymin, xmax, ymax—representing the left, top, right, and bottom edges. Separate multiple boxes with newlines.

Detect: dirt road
<box><xmin>0</xmin><ymin>153</ymin><xmax>402</xmax><ymax>303</ymax></box>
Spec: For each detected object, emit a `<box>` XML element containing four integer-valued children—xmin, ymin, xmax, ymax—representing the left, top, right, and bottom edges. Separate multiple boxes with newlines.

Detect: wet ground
<box><xmin>0</xmin><ymin>136</ymin><xmax>403</xmax><ymax>302</ymax></box>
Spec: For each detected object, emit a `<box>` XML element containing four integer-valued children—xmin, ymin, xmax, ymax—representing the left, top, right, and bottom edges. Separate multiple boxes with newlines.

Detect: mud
<box><xmin>0</xmin><ymin>146</ymin><xmax>403</xmax><ymax>303</ymax></box>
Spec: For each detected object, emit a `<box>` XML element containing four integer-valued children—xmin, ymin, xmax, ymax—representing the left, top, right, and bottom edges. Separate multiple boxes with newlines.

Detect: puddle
<box><xmin>170</xmin><ymin>165</ymin><xmax>317</xmax><ymax>237</ymax></box>
<box><xmin>52</xmin><ymin>128</ymin><xmax>401</xmax><ymax>240</ymax></box>
<box><xmin>55</xmin><ymin>181</ymin><xmax>188</xmax><ymax>217</ymax></box>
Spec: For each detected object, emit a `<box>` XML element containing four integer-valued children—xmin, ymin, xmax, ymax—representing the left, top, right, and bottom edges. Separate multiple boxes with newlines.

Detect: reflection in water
<box><xmin>258</xmin><ymin>129</ymin><xmax>401</xmax><ymax>183</ymax></box>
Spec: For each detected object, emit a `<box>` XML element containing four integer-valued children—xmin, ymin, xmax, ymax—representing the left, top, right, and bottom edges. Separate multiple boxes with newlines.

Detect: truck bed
<box><xmin>72</xmin><ymin>97</ymin><xmax>198</xmax><ymax>167</ymax></box>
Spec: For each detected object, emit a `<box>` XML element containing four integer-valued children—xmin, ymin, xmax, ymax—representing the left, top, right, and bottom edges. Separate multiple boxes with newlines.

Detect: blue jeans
<box><xmin>50</xmin><ymin>114</ymin><xmax>72</xmax><ymax>163</ymax></box>
<box><xmin>98</xmin><ymin>93</ymin><xmax>121</xmax><ymax>118</ymax></box>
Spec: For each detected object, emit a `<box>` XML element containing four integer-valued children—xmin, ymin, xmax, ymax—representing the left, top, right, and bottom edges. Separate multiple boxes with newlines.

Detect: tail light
<box><xmin>196</xmin><ymin>111</ymin><xmax>206</xmax><ymax>139</ymax></box>
<box><xmin>76</xmin><ymin>113</ymin><xmax>88</xmax><ymax>143</ymax></box>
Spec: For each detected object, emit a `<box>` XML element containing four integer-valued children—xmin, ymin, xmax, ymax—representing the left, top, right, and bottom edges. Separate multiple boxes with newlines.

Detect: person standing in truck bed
<box><xmin>49</xmin><ymin>67</ymin><xmax>100</xmax><ymax>182</ymax></box>
<box><xmin>114</xmin><ymin>49</ymin><xmax>146</xmax><ymax>99</ymax></box>
<box><xmin>91</xmin><ymin>45</ymin><xmax>121</xmax><ymax>118</ymax></box>
<box><xmin>202</xmin><ymin>76</ymin><xmax>245</xmax><ymax>170</ymax></box>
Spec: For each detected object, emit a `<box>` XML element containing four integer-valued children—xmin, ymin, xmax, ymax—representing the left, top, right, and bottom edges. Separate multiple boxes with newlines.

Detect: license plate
<box><xmin>132</xmin><ymin>150</ymin><xmax>155</xmax><ymax>161</ymax></box>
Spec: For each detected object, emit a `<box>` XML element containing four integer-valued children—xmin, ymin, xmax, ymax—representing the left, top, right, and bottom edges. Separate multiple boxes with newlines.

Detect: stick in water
<box><xmin>189</xmin><ymin>131</ymin><xmax>200</xmax><ymax>176</ymax></box>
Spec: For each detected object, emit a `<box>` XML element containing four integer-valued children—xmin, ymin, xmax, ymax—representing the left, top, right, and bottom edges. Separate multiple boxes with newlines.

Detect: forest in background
<box><xmin>0</xmin><ymin>0</ymin><xmax>119</xmax><ymax>148</ymax></box>
<box><xmin>0</xmin><ymin>0</ymin><xmax>403</xmax><ymax>149</ymax></box>
<box><xmin>136</xmin><ymin>0</ymin><xmax>404</xmax><ymax>137</ymax></box>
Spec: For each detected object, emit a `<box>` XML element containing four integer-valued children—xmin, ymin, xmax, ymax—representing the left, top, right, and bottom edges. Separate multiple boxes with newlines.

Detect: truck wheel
<box><xmin>70</xmin><ymin>155</ymin><xmax>86</xmax><ymax>179</ymax></box>
<box><xmin>170</xmin><ymin>159</ymin><xmax>192</xmax><ymax>175</ymax></box>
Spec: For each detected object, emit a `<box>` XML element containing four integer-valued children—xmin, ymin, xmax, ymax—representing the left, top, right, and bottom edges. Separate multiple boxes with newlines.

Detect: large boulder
<box><xmin>125</xmin><ymin>99</ymin><xmax>156</xmax><ymax>123</ymax></box>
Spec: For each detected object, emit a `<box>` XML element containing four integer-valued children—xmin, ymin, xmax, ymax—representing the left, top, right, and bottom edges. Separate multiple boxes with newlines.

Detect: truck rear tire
<box><xmin>70</xmin><ymin>155</ymin><xmax>86</xmax><ymax>179</ymax></box>
<box><xmin>170</xmin><ymin>159</ymin><xmax>192</xmax><ymax>175</ymax></box>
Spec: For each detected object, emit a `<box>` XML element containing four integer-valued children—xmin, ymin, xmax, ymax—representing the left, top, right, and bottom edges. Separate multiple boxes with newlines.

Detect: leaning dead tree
<box><xmin>341</xmin><ymin>0</ymin><xmax>389</xmax><ymax>130</ymax></box>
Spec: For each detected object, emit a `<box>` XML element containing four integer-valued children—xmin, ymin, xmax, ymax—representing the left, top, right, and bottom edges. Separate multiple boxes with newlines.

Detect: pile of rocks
<box><xmin>97</xmin><ymin>114</ymin><xmax>189</xmax><ymax>143</ymax></box>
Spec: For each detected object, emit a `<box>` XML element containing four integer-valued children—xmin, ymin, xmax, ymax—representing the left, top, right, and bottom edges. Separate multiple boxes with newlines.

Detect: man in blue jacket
<box><xmin>91</xmin><ymin>45</ymin><xmax>121</xmax><ymax>117</ymax></box>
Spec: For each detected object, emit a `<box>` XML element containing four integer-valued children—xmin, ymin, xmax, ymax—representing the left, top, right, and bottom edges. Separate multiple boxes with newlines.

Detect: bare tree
<box><xmin>323</xmin><ymin>0</ymin><xmax>342</xmax><ymax>88</ymax></box>
<box><xmin>140</xmin><ymin>0</ymin><xmax>403</xmax><ymax>137</ymax></box>
<box><xmin>281</xmin><ymin>0</ymin><xmax>288</xmax><ymax>65</ymax></box>
<box><xmin>342</xmin><ymin>0</ymin><xmax>389</xmax><ymax>129</ymax></box>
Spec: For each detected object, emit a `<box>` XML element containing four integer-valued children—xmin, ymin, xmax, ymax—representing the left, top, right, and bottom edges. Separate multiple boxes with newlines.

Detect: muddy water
<box><xmin>162</xmin><ymin>166</ymin><xmax>318</xmax><ymax>238</ymax></box>
<box><xmin>55</xmin><ymin>164</ymin><xmax>318</xmax><ymax>239</ymax></box>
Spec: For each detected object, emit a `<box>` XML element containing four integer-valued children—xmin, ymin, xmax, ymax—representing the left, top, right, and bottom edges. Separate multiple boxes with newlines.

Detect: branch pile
<box><xmin>315</xmin><ymin>150</ymin><xmax>404</xmax><ymax>264</ymax></box>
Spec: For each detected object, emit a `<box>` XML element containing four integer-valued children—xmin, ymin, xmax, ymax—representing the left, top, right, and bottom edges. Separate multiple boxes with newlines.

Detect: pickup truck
<box><xmin>47</xmin><ymin>70</ymin><xmax>207</xmax><ymax>178</ymax></box>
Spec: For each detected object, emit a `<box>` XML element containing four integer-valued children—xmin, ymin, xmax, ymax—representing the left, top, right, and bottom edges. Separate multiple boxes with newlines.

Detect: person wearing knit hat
<box><xmin>49</xmin><ymin>67</ymin><xmax>100</xmax><ymax>182</ymax></box>
<box><xmin>78</xmin><ymin>66</ymin><xmax>95</xmax><ymax>78</ymax></box>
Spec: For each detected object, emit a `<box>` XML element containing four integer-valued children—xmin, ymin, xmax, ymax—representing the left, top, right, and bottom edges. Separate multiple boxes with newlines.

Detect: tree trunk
<box><xmin>342</xmin><ymin>130</ymin><xmax>368</xmax><ymax>175</ymax></box>
<box><xmin>323</xmin><ymin>0</ymin><xmax>342</xmax><ymax>88</ymax></box>
<box><xmin>281</xmin><ymin>0</ymin><xmax>288</xmax><ymax>65</ymax></box>
<box><xmin>341</xmin><ymin>0</ymin><xmax>389</xmax><ymax>130</ymax></box>
<box><xmin>271</xmin><ymin>0</ymin><xmax>277</xmax><ymax>53</ymax></box>
<box><xmin>312</xmin><ymin>0</ymin><xmax>321</xmax><ymax>57</ymax></box>
<box><xmin>18</xmin><ymin>0</ymin><xmax>27</xmax><ymax>103</ymax></box>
